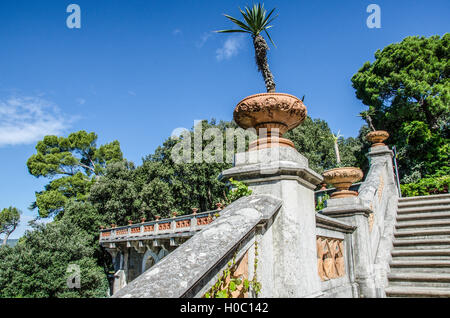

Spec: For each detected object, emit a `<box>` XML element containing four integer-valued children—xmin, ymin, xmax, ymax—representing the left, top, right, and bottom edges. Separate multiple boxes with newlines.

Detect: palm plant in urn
<box><xmin>217</xmin><ymin>3</ymin><xmax>307</xmax><ymax>150</ymax></box>
<box><xmin>322</xmin><ymin>131</ymin><xmax>363</xmax><ymax>199</ymax></box>
<box><xmin>359</xmin><ymin>109</ymin><xmax>389</xmax><ymax>148</ymax></box>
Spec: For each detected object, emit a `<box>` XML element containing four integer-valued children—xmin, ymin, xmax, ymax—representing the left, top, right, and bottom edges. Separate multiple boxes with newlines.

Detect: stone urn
<box><xmin>234</xmin><ymin>93</ymin><xmax>307</xmax><ymax>150</ymax></box>
<box><xmin>155</xmin><ymin>215</ymin><xmax>161</xmax><ymax>221</ymax></box>
<box><xmin>140</xmin><ymin>216</ymin><xmax>146</xmax><ymax>223</ymax></box>
<box><xmin>216</xmin><ymin>203</ymin><xmax>223</xmax><ymax>211</ymax></box>
<box><xmin>366</xmin><ymin>130</ymin><xmax>389</xmax><ymax>148</ymax></box>
<box><xmin>192</xmin><ymin>208</ymin><xmax>198</xmax><ymax>215</ymax></box>
<box><xmin>172</xmin><ymin>211</ymin><xmax>178</xmax><ymax>218</ymax></box>
<box><xmin>111</xmin><ymin>224</ymin><xmax>116</xmax><ymax>228</ymax></box>
<box><xmin>128</xmin><ymin>220</ymin><xmax>133</xmax><ymax>225</ymax></box>
<box><xmin>322</xmin><ymin>167</ymin><xmax>364</xmax><ymax>199</ymax></box>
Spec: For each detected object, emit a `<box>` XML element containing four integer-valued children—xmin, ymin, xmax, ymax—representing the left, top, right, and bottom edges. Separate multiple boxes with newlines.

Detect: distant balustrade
<box><xmin>99</xmin><ymin>210</ymin><xmax>219</xmax><ymax>243</ymax></box>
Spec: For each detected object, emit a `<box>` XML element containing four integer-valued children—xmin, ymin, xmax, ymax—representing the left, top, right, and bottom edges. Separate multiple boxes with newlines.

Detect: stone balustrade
<box><xmin>99</xmin><ymin>211</ymin><xmax>217</xmax><ymax>245</ymax></box>
<box><xmin>107</xmin><ymin>144</ymin><xmax>400</xmax><ymax>298</ymax></box>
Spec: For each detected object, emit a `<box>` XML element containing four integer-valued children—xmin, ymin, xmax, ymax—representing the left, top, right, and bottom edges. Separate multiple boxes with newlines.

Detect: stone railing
<box><xmin>112</xmin><ymin>195</ymin><xmax>282</xmax><ymax>298</ymax></box>
<box><xmin>99</xmin><ymin>211</ymin><xmax>217</xmax><ymax>245</ymax></box>
<box><xmin>357</xmin><ymin>146</ymin><xmax>399</xmax><ymax>294</ymax></box>
<box><xmin>320</xmin><ymin>145</ymin><xmax>399</xmax><ymax>297</ymax></box>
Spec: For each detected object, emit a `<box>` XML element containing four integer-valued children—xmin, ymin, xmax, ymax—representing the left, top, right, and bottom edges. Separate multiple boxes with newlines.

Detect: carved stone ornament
<box><xmin>368</xmin><ymin>213</ymin><xmax>375</xmax><ymax>233</ymax></box>
<box><xmin>366</xmin><ymin>130</ymin><xmax>389</xmax><ymax>148</ymax></box>
<box><xmin>233</xmin><ymin>93</ymin><xmax>307</xmax><ymax>150</ymax></box>
<box><xmin>317</xmin><ymin>236</ymin><xmax>346</xmax><ymax>281</ymax></box>
<box><xmin>322</xmin><ymin>167</ymin><xmax>364</xmax><ymax>198</ymax></box>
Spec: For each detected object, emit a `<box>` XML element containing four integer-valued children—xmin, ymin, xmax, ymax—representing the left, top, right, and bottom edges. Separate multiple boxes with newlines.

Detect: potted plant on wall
<box><xmin>217</xmin><ymin>3</ymin><xmax>307</xmax><ymax>150</ymax></box>
<box><xmin>322</xmin><ymin>131</ymin><xmax>364</xmax><ymax>199</ymax></box>
<box><xmin>359</xmin><ymin>109</ymin><xmax>389</xmax><ymax>148</ymax></box>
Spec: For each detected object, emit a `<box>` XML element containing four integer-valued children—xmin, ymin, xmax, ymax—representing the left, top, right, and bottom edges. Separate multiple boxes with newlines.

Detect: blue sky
<box><xmin>0</xmin><ymin>0</ymin><xmax>449</xmax><ymax>239</ymax></box>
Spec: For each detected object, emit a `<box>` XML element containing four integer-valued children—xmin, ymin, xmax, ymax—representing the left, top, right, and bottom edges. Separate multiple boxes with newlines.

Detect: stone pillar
<box><xmin>365</xmin><ymin>146</ymin><xmax>397</xmax><ymax>198</ymax></box>
<box><xmin>221</xmin><ymin>147</ymin><xmax>323</xmax><ymax>297</ymax></box>
<box><xmin>321</xmin><ymin>197</ymin><xmax>377</xmax><ymax>298</ymax></box>
<box><xmin>364</xmin><ymin>145</ymin><xmax>398</xmax><ymax>296</ymax></box>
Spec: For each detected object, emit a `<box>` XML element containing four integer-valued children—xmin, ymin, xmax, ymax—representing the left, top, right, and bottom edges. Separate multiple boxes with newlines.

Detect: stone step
<box><xmin>397</xmin><ymin>211</ymin><xmax>450</xmax><ymax>222</ymax></box>
<box><xmin>393</xmin><ymin>238</ymin><xmax>450</xmax><ymax>250</ymax></box>
<box><xmin>385</xmin><ymin>286</ymin><xmax>450</xmax><ymax>298</ymax></box>
<box><xmin>389</xmin><ymin>281</ymin><xmax>450</xmax><ymax>289</ymax></box>
<box><xmin>391</xmin><ymin>249</ymin><xmax>450</xmax><ymax>261</ymax></box>
<box><xmin>397</xmin><ymin>205</ymin><xmax>450</xmax><ymax>215</ymax></box>
<box><xmin>388</xmin><ymin>272</ymin><xmax>450</xmax><ymax>288</ymax></box>
<box><xmin>394</xmin><ymin>228</ymin><xmax>450</xmax><ymax>239</ymax></box>
<box><xmin>390</xmin><ymin>260</ymin><xmax>450</xmax><ymax>271</ymax></box>
<box><xmin>390</xmin><ymin>262</ymin><xmax>450</xmax><ymax>274</ymax></box>
<box><xmin>398</xmin><ymin>198</ymin><xmax>450</xmax><ymax>209</ymax></box>
<box><xmin>395</xmin><ymin>220</ymin><xmax>450</xmax><ymax>230</ymax></box>
<box><xmin>389</xmin><ymin>272</ymin><xmax>450</xmax><ymax>282</ymax></box>
<box><xmin>398</xmin><ymin>194</ymin><xmax>450</xmax><ymax>203</ymax></box>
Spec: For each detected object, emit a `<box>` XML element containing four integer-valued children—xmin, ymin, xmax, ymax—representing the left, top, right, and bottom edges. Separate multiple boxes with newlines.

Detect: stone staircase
<box><xmin>385</xmin><ymin>194</ymin><xmax>450</xmax><ymax>297</ymax></box>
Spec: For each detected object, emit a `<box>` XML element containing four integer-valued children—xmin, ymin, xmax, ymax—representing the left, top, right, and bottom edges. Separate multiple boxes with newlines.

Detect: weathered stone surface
<box><xmin>222</xmin><ymin>147</ymin><xmax>323</xmax><ymax>297</ymax></box>
<box><xmin>220</xmin><ymin>147</ymin><xmax>322</xmax><ymax>191</ymax></box>
<box><xmin>316</xmin><ymin>213</ymin><xmax>355</xmax><ymax>233</ymax></box>
<box><xmin>320</xmin><ymin>145</ymin><xmax>399</xmax><ymax>298</ymax></box>
<box><xmin>112</xmin><ymin>195</ymin><xmax>281</xmax><ymax>298</ymax></box>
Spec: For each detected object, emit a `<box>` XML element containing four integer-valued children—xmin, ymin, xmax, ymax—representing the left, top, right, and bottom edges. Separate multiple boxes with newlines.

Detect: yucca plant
<box><xmin>216</xmin><ymin>3</ymin><xmax>278</xmax><ymax>93</ymax></box>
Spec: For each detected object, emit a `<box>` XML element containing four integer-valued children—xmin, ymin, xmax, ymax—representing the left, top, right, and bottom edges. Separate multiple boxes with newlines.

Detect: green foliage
<box><xmin>90</xmin><ymin>120</ymin><xmax>236</xmax><ymax>225</ymax></box>
<box><xmin>204</xmin><ymin>241</ymin><xmax>261</xmax><ymax>298</ymax></box>
<box><xmin>315</xmin><ymin>193</ymin><xmax>330</xmax><ymax>211</ymax></box>
<box><xmin>204</xmin><ymin>259</ymin><xmax>243</xmax><ymax>298</ymax></box>
<box><xmin>250</xmin><ymin>240</ymin><xmax>262</xmax><ymax>297</ymax></box>
<box><xmin>284</xmin><ymin>117</ymin><xmax>362</xmax><ymax>174</ymax></box>
<box><xmin>0</xmin><ymin>207</ymin><xmax>21</xmax><ymax>245</ymax></box>
<box><xmin>401</xmin><ymin>174</ymin><xmax>449</xmax><ymax>197</ymax></box>
<box><xmin>351</xmin><ymin>34</ymin><xmax>450</xmax><ymax>181</ymax></box>
<box><xmin>225</xmin><ymin>178</ymin><xmax>253</xmax><ymax>204</ymax></box>
<box><xmin>217</xmin><ymin>3</ymin><xmax>277</xmax><ymax>92</ymax></box>
<box><xmin>27</xmin><ymin>131</ymin><xmax>123</xmax><ymax>218</ymax></box>
<box><xmin>0</xmin><ymin>220</ymin><xmax>109</xmax><ymax>298</ymax></box>
<box><xmin>216</xmin><ymin>3</ymin><xmax>277</xmax><ymax>46</ymax></box>
<box><xmin>89</xmin><ymin>160</ymin><xmax>142</xmax><ymax>226</ymax></box>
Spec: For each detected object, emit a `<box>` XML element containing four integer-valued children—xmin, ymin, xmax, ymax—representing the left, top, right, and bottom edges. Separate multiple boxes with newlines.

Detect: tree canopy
<box><xmin>351</xmin><ymin>34</ymin><xmax>449</xmax><ymax>181</ymax></box>
<box><xmin>285</xmin><ymin>117</ymin><xmax>363</xmax><ymax>174</ymax></box>
<box><xmin>0</xmin><ymin>207</ymin><xmax>21</xmax><ymax>246</ymax></box>
<box><xmin>27</xmin><ymin>131</ymin><xmax>123</xmax><ymax>218</ymax></box>
<box><xmin>0</xmin><ymin>220</ymin><xmax>109</xmax><ymax>298</ymax></box>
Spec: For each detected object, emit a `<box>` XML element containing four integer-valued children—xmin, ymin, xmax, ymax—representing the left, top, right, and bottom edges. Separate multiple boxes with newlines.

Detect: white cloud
<box><xmin>0</xmin><ymin>96</ymin><xmax>73</xmax><ymax>147</ymax></box>
<box><xmin>196</xmin><ymin>32</ymin><xmax>213</xmax><ymax>48</ymax></box>
<box><xmin>172</xmin><ymin>29</ymin><xmax>182</xmax><ymax>36</ymax></box>
<box><xmin>216</xmin><ymin>35</ymin><xmax>244</xmax><ymax>61</ymax></box>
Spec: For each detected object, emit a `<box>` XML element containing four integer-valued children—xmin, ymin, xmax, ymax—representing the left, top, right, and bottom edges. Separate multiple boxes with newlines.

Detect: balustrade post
<box><xmin>191</xmin><ymin>215</ymin><xmax>198</xmax><ymax>232</ymax></box>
